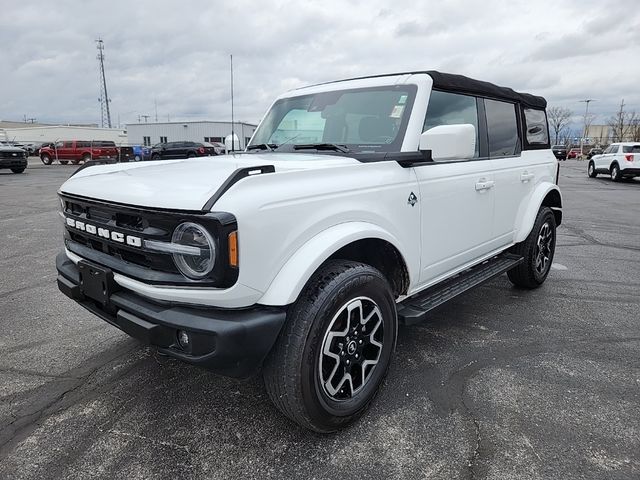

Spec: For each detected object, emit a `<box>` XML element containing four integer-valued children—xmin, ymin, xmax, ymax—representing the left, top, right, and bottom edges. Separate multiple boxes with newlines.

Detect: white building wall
<box><xmin>126</xmin><ymin>121</ymin><xmax>257</xmax><ymax>148</ymax></box>
<box><xmin>0</xmin><ymin>126</ymin><xmax>127</xmax><ymax>144</ymax></box>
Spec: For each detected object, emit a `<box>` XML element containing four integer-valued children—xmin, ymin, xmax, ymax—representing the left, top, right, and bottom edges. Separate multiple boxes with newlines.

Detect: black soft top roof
<box><xmin>302</xmin><ymin>70</ymin><xmax>547</xmax><ymax>110</ymax></box>
<box><xmin>426</xmin><ymin>71</ymin><xmax>546</xmax><ymax>109</ymax></box>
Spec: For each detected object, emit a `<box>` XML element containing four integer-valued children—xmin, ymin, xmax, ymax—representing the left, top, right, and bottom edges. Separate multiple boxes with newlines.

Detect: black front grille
<box><xmin>60</xmin><ymin>193</ymin><xmax>238</xmax><ymax>287</ymax></box>
<box><xmin>1</xmin><ymin>151</ymin><xmax>26</xmax><ymax>159</ymax></box>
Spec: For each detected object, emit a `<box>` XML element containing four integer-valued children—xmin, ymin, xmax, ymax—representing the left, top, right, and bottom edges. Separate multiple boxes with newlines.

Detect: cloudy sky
<box><xmin>1</xmin><ymin>0</ymin><xmax>639</xmax><ymax>130</ymax></box>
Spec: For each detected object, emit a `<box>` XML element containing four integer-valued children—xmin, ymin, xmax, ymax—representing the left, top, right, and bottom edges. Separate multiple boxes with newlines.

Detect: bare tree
<box><xmin>630</xmin><ymin>116</ymin><xmax>640</xmax><ymax>142</ymax></box>
<box><xmin>607</xmin><ymin>99</ymin><xmax>637</xmax><ymax>142</ymax></box>
<box><xmin>547</xmin><ymin>106</ymin><xmax>573</xmax><ymax>145</ymax></box>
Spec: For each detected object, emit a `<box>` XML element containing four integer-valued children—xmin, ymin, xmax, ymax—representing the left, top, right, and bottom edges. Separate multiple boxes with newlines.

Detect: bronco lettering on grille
<box><xmin>65</xmin><ymin>217</ymin><xmax>142</xmax><ymax>247</ymax></box>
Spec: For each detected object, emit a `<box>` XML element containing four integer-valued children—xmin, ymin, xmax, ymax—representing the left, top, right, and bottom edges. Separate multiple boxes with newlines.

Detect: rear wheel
<box><xmin>263</xmin><ymin>260</ymin><xmax>397</xmax><ymax>432</ymax></box>
<box><xmin>588</xmin><ymin>161</ymin><xmax>597</xmax><ymax>178</ymax></box>
<box><xmin>611</xmin><ymin>163</ymin><xmax>621</xmax><ymax>182</ymax></box>
<box><xmin>59</xmin><ymin>160</ymin><xmax>69</xmax><ymax>165</ymax></box>
<box><xmin>82</xmin><ymin>153</ymin><xmax>91</xmax><ymax>163</ymax></box>
<box><xmin>40</xmin><ymin>154</ymin><xmax>52</xmax><ymax>165</ymax></box>
<box><xmin>11</xmin><ymin>167</ymin><xmax>25</xmax><ymax>174</ymax></box>
<box><xmin>508</xmin><ymin>207</ymin><xmax>556</xmax><ymax>289</ymax></box>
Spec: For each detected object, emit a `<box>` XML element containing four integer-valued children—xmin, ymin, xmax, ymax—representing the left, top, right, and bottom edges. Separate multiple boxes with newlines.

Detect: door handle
<box><xmin>520</xmin><ymin>171</ymin><xmax>535</xmax><ymax>182</ymax></box>
<box><xmin>475</xmin><ymin>179</ymin><xmax>495</xmax><ymax>191</ymax></box>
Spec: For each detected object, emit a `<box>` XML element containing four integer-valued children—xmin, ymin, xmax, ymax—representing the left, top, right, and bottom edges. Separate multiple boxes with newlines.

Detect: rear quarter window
<box><xmin>524</xmin><ymin>108</ymin><xmax>549</xmax><ymax>145</ymax></box>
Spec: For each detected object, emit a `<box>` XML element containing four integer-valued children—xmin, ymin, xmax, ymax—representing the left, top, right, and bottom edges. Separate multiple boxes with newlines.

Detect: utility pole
<box><xmin>579</xmin><ymin>99</ymin><xmax>595</xmax><ymax>160</ymax></box>
<box><xmin>96</xmin><ymin>38</ymin><xmax>112</xmax><ymax>128</ymax></box>
<box><xmin>154</xmin><ymin>99</ymin><xmax>158</xmax><ymax>123</ymax></box>
<box><xmin>230</xmin><ymin>54</ymin><xmax>235</xmax><ymax>152</ymax></box>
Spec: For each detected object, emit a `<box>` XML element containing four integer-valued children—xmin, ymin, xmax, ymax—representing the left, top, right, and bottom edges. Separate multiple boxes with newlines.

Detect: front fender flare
<box><xmin>257</xmin><ymin>222</ymin><xmax>408</xmax><ymax>307</ymax></box>
<box><xmin>514</xmin><ymin>183</ymin><xmax>562</xmax><ymax>243</ymax></box>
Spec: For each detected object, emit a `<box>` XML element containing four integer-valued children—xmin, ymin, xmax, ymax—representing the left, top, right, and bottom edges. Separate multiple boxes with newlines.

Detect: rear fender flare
<box><xmin>514</xmin><ymin>183</ymin><xmax>562</xmax><ymax>243</ymax></box>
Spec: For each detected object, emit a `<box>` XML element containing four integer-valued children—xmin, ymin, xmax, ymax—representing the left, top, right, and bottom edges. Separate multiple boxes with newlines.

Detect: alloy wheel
<box><xmin>318</xmin><ymin>297</ymin><xmax>384</xmax><ymax>401</ymax></box>
<box><xmin>534</xmin><ymin>222</ymin><xmax>553</xmax><ymax>275</ymax></box>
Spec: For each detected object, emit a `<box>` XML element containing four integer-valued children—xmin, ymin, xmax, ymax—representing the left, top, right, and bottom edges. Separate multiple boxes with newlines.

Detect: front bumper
<box><xmin>0</xmin><ymin>158</ymin><xmax>28</xmax><ymax>169</ymax></box>
<box><xmin>56</xmin><ymin>251</ymin><xmax>286</xmax><ymax>378</ymax></box>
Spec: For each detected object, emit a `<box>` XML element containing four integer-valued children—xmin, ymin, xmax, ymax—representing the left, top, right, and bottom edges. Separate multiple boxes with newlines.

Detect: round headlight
<box><xmin>171</xmin><ymin>222</ymin><xmax>216</xmax><ymax>279</ymax></box>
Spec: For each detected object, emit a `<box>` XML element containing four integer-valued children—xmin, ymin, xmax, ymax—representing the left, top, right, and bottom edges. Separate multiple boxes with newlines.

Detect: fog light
<box><xmin>177</xmin><ymin>330</ymin><xmax>190</xmax><ymax>349</ymax></box>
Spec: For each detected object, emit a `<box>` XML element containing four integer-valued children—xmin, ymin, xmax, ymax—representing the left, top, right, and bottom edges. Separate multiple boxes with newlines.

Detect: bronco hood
<box><xmin>59</xmin><ymin>153</ymin><xmax>359</xmax><ymax>211</ymax></box>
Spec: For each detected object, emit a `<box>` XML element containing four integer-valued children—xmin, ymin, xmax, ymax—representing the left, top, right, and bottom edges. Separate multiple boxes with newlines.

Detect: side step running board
<box><xmin>397</xmin><ymin>253</ymin><xmax>523</xmax><ymax>325</ymax></box>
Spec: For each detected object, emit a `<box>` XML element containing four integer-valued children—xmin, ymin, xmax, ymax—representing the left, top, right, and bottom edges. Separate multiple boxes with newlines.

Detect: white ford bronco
<box><xmin>56</xmin><ymin>71</ymin><xmax>562</xmax><ymax>432</ymax></box>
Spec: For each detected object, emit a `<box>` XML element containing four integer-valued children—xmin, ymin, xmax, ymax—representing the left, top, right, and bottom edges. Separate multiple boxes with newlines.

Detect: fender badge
<box><xmin>408</xmin><ymin>192</ymin><xmax>417</xmax><ymax>207</ymax></box>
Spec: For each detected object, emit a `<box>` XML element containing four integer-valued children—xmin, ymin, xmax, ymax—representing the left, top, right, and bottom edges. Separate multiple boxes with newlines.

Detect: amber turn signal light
<box><xmin>228</xmin><ymin>231</ymin><xmax>238</xmax><ymax>267</ymax></box>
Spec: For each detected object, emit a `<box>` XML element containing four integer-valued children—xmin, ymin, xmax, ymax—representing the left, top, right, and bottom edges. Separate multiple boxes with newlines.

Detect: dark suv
<box><xmin>551</xmin><ymin>145</ymin><xmax>567</xmax><ymax>160</ymax></box>
<box><xmin>150</xmin><ymin>141</ymin><xmax>217</xmax><ymax>160</ymax></box>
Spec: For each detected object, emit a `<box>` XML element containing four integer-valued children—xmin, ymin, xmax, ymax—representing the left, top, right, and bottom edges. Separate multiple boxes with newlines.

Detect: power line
<box><xmin>96</xmin><ymin>38</ymin><xmax>112</xmax><ymax>128</ymax></box>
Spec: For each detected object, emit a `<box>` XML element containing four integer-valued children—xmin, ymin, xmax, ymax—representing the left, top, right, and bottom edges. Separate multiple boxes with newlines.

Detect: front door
<box><xmin>414</xmin><ymin>161</ymin><xmax>496</xmax><ymax>285</ymax></box>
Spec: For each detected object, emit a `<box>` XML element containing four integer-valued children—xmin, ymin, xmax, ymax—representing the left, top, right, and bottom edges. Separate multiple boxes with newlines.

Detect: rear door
<box><xmin>490</xmin><ymin>102</ymin><xmax>551</xmax><ymax>244</ymax></box>
<box><xmin>597</xmin><ymin>144</ymin><xmax>617</xmax><ymax>170</ymax></box>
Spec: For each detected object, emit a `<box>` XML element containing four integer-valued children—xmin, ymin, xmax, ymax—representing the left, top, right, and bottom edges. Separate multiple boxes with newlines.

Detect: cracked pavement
<box><xmin>0</xmin><ymin>159</ymin><xmax>638</xmax><ymax>479</ymax></box>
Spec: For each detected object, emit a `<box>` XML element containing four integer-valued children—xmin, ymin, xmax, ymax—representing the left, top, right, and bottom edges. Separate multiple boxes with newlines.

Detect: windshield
<box><xmin>249</xmin><ymin>85</ymin><xmax>417</xmax><ymax>154</ymax></box>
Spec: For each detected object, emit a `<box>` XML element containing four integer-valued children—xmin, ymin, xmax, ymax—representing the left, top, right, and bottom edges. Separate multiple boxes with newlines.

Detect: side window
<box><xmin>485</xmin><ymin>99</ymin><xmax>519</xmax><ymax>157</ymax></box>
<box><xmin>524</xmin><ymin>108</ymin><xmax>549</xmax><ymax>145</ymax></box>
<box><xmin>424</xmin><ymin>90</ymin><xmax>479</xmax><ymax>157</ymax></box>
<box><xmin>63</xmin><ymin>141</ymin><xmax>73</xmax><ymax>148</ymax></box>
<box><xmin>622</xmin><ymin>145</ymin><xmax>640</xmax><ymax>153</ymax></box>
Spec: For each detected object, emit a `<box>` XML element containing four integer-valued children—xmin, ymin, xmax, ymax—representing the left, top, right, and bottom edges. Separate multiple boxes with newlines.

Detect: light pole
<box><xmin>579</xmin><ymin>99</ymin><xmax>595</xmax><ymax>159</ymax></box>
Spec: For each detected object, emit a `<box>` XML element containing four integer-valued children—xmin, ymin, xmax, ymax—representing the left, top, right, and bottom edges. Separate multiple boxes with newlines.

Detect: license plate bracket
<box><xmin>78</xmin><ymin>261</ymin><xmax>116</xmax><ymax>307</ymax></box>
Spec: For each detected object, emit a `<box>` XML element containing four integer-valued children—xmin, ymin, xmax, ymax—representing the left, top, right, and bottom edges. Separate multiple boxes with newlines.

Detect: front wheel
<box><xmin>588</xmin><ymin>161</ymin><xmax>597</xmax><ymax>178</ymax></box>
<box><xmin>11</xmin><ymin>167</ymin><xmax>25</xmax><ymax>174</ymax></box>
<box><xmin>508</xmin><ymin>207</ymin><xmax>556</xmax><ymax>289</ymax></box>
<box><xmin>263</xmin><ymin>260</ymin><xmax>397</xmax><ymax>432</ymax></box>
<box><xmin>40</xmin><ymin>154</ymin><xmax>52</xmax><ymax>165</ymax></box>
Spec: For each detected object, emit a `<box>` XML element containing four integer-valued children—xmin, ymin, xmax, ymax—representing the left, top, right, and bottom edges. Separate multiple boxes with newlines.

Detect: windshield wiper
<box><xmin>246</xmin><ymin>143</ymin><xmax>278</xmax><ymax>151</ymax></box>
<box><xmin>293</xmin><ymin>143</ymin><xmax>350</xmax><ymax>153</ymax></box>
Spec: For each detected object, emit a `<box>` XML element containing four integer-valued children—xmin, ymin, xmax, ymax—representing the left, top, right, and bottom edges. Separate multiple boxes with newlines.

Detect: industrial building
<box><xmin>126</xmin><ymin>121</ymin><xmax>258</xmax><ymax>149</ymax></box>
<box><xmin>0</xmin><ymin>121</ymin><xmax>127</xmax><ymax>144</ymax></box>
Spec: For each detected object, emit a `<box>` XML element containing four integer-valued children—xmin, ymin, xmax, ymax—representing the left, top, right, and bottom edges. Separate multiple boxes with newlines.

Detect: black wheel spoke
<box><xmin>319</xmin><ymin>297</ymin><xmax>383</xmax><ymax>401</ymax></box>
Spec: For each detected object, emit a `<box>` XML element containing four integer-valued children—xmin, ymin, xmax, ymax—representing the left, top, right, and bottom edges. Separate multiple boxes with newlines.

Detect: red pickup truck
<box><xmin>40</xmin><ymin>140</ymin><xmax>118</xmax><ymax>165</ymax></box>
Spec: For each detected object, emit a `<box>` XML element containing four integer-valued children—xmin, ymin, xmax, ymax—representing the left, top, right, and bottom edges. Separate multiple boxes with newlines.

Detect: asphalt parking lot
<box><xmin>0</xmin><ymin>158</ymin><xmax>638</xmax><ymax>479</ymax></box>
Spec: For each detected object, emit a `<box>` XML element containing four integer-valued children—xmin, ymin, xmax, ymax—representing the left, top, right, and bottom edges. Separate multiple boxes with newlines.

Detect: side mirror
<box><xmin>419</xmin><ymin>124</ymin><xmax>476</xmax><ymax>161</ymax></box>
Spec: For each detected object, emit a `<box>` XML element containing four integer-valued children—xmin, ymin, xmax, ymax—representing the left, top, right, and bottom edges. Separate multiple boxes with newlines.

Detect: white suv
<box><xmin>56</xmin><ymin>71</ymin><xmax>562</xmax><ymax>432</ymax></box>
<box><xmin>588</xmin><ymin>142</ymin><xmax>640</xmax><ymax>181</ymax></box>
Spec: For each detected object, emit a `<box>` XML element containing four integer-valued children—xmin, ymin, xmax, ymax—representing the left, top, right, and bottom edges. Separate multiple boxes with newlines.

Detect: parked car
<box><xmin>567</xmin><ymin>147</ymin><xmax>582</xmax><ymax>159</ymax></box>
<box><xmin>552</xmin><ymin>145</ymin><xmax>567</xmax><ymax>160</ymax></box>
<box><xmin>586</xmin><ymin>147</ymin><xmax>602</xmax><ymax>159</ymax></box>
<box><xmin>55</xmin><ymin>70</ymin><xmax>561</xmax><ymax>432</ymax></box>
<box><xmin>150</xmin><ymin>141</ymin><xmax>218</xmax><ymax>160</ymax></box>
<box><xmin>0</xmin><ymin>144</ymin><xmax>28</xmax><ymax>173</ymax></box>
<box><xmin>588</xmin><ymin>142</ymin><xmax>640</xmax><ymax>181</ymax></box>
<box><xmin>39</xmin><ymin>140</ymin><xmax>118</xmax><ymax>165</ymax></box>
<box><xmin>116</xmin><ymin>145</ymin><xmax>151</xmax><ymax>162</ymax></box>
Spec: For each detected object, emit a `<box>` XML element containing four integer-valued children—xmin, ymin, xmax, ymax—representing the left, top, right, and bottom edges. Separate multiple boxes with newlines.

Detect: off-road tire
<box><xmin>588</xmin><ymin>161</ymin><xmax>597</xmax><ymax>178</ymax></box>
<box><xmin>11</xmin><ymin>167</ymin><xmax>25</xmax><ymax>174</ymax></box>
<box><xmin>611</xmin><ymin>163</ymin><xmax>621</xmax><ymax>182</ymax></box>
<box><xmin>263</xmin><ymin>260</ymin><xmax>397</xmax><ymax>433</ymax></box>
<box><xmin>40</xmin><ymin>154</ymin><xmax>52</xmax><ymax>165</ymax></box>
<box><xmin>508</xmin><ymin>207</ymin><xmax>556</xmax><ymax>289</ymax></box>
